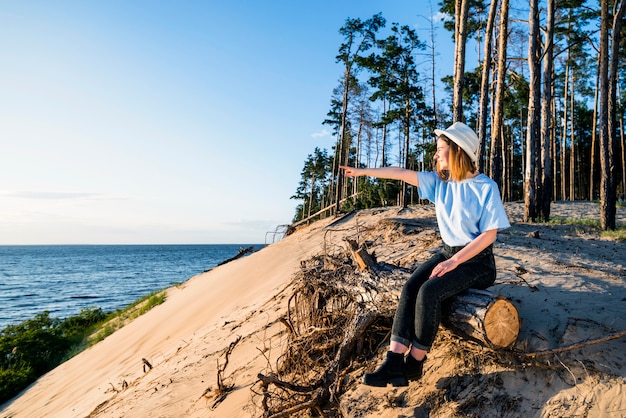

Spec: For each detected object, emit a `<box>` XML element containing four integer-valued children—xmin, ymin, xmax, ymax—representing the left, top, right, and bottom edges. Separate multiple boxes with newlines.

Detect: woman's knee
<box><xmin>417</xmin><ymin>278</ymin><xmax>445</xmax><ymax>301</ymax></box>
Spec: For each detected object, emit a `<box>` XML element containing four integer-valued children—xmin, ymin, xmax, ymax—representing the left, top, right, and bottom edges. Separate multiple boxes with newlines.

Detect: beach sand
<box><xmin>1</xmin><ymin>201</ymin><xmax>625</xmax><ymax>417</ymax></box>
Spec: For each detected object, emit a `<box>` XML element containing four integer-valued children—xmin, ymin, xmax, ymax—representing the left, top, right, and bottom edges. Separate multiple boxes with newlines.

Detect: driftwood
<box><xmin>216</xmin><ymin>246</ymin><xmax>255</xmax><ymax>266</ymax></box>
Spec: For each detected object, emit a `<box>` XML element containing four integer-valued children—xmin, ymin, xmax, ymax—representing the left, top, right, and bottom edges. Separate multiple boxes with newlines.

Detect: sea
<box><xmin>0</xmin><ymin>244</ymin><xmax>264</xmax><ymax>330</ymax></box>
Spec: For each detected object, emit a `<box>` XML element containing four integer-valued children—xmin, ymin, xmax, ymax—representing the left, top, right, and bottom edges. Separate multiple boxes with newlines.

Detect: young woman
<box><xmin>340</xmin><ymin>121</ymin><xmax>510</xmax><ymax>387</ymax></box>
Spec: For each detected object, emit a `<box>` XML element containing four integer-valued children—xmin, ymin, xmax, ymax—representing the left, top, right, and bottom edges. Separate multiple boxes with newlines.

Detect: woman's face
<box><xmin>434</xmin><ymin>137</ymin><xmax>450</xmax><ymax>171</ymax></box>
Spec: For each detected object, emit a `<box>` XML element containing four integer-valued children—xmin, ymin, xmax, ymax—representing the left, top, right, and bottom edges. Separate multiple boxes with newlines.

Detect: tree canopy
<box><xmin>292</xmin><ymin>1</ymin><xmax>626</xmax><ymax>231</ymax></box>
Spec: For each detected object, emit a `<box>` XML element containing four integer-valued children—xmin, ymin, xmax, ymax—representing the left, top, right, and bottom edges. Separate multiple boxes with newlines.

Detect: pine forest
<box><xmin>291</xmin><ymin>0</ymin><xmax>626</xmax><ymax>231</ymax></box>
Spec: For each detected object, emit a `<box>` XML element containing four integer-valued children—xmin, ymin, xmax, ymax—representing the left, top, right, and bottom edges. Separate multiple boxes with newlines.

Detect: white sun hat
<box><xmin>434</xmin><ymin>121</ymin><xmax>479</xmax><ymax>163</ymax></box>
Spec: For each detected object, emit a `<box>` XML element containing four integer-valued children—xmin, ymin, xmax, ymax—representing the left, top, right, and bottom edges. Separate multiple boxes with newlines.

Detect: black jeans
<box><xmin>390</xmin><ymin>243</ymin><xmax>496</xmax><ymax>351</ymax></box>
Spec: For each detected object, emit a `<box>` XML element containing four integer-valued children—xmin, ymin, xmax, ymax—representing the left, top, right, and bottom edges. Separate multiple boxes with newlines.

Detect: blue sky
<box><xmin>0</xmin><ymin>1</ymin><xmax>461</xmax><ymax>245</ymax></box>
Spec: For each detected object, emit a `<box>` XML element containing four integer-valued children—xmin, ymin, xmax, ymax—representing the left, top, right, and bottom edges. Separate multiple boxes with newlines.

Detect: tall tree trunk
<box><xmin>612</xmin><ymin>0</ymin><xmax>626</xmax><ymax>202</ymax></box>
<box><xmin>381</xmin><ymin>99</ymin><xmax>388</xmax><ymax>167</ymax></box>
<box><xmin>552</xmin><ymin>88</ymin><xmax>558</xmax><ymax>202</ymax></box>
<box><xmin>354</xmin><ymin>118</ymin><xmax>364</xmax><ymax>199</ymax></box>
<box><xmin>561</xmin><ymin>62</ymin><xmax>569</xmax><ymax>201</ymax></box>
<box><xmin>453</xmin><ymin>0</ymin><xmax>470</xmax><ymax>122</ymax></box>
<box><xmin>477</xmin><ymin>0</ymin><xmax>499</xmax><ymax>173</ymax></box>
<box><xmin>590</xmin><ymin>60</ymin><xmax>600</xmax><ymax>201</ymax></box>
<box><xmin>619</xmin><ymin>109</ymin><xmax>626</xmax><ymax>200</ymax></box>
<box><xmin>598</xmin><ymin>0</ymin><xmax>613</xmax><ymax>229</ymax></box>
<box><xmin>334</xmin><ymin>67</ymin><xmax>351</xmax><ymax>215</ymax></box>
<box><xmin>333</xmin><ymin>14</ymin><xmax>384</xmax><ymax>215</ymax></box>
<box><xmin>372</xmin><ymin>126</ymin><xmax>379</xmax><ymax>167</ymax></box>
<box><xmin>506</xmin><ymin>127</ymin><xmax>512</xmax><ymax>201</ymax></box>
<box><xmin>501</xmin><ymin>127</ymin><xmax>508</xmax><ymax>200</ymax></box>
<box><xmin>428</xmin><ymin>1</ymin><xmax>438</xmax><ymax>127</ymax></box>
<box><xmin>617</xmin><ymin>80</ymin><xmax>626</xmax><ymax>199</ymax></box>
<box><xmin>602</xmin><ymin>0</ymin><xmax>626</xmax><ymax>228</ymax></box>
<box><xmin>569</xmin><ymin>70</ymin><xmax>575</xmax><ymax>201</ymax></box>
<box><xmin>402</xmin><ymin>101</ymin><xmax>411</xmax><ymax>208</ymax></box>
<box><xmin>308</xmin><ymin>175</ymin><xmax>316</xmax><ymax>219</ymax></box>
<box><xmin>490</xmin><ymin>0</ymin><xmax>508</xmax><ymax>191</ymax></box>
<box><xmin>329</xmin><ymin>132</ymin><xmax>339</xmax><ymax>210</ymax></box>
<box><xmin>520</xmin><ymin>107</ymin><xmax>526</xmax><ymax>192</ymax></box>
<box><xmin>540</xmin><ymin>0</ymin><xmax>555</xmax><ymax>219</ymax></box>
<box><xmin>524</xmin><ymin>0</ymin><xmax>542</xmax><ymax>222</ymax></box>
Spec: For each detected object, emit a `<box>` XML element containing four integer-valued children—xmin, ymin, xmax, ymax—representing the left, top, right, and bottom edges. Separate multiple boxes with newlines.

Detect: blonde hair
<box><xmin>435</xmin><ymin>136</ymin><xmax>477</xmax><ymax>182</ymax></box>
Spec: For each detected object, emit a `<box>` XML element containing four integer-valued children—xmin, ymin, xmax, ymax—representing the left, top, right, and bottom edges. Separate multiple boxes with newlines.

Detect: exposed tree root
<box><xmin>252</xmin><ymin>247</ymin><xmax>408</xmax><ymax>416</ymax></box>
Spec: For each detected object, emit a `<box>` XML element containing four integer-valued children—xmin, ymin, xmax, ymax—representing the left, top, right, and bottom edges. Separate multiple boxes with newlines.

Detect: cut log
<box><xmin>443</xmin><ymin>288</ymin><xmax>520</xmax><ymax>349</ymax></box>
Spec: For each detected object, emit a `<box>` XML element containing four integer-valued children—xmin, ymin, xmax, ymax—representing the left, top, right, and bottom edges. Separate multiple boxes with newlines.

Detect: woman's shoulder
<box><xmin>470</xmin><ymin>173</ymin><xmax>497</xmax><ymax>185</ymax></box>
<box><xmin>463</xmin><ymin>173</ymin><xmax>502</xmax><ymax>194</ymax></box>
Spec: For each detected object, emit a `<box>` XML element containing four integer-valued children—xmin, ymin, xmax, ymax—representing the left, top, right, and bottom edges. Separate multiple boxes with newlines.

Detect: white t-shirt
<box><xmin>417</xmin><ymin>171</ymin><xmax>511</xmax><ymax>247</ymax></box>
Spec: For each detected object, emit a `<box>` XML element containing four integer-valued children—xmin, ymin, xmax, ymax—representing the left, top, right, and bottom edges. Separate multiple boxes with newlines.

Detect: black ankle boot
<box><xmin>405</xmin><ymin>354</ymin><xmax>426</xmax><ymax>381</ymax></box>
<box><xmin>362</xmin><ymin>351</ymin><xmax>408</xmax><ymax>387</ymax></box>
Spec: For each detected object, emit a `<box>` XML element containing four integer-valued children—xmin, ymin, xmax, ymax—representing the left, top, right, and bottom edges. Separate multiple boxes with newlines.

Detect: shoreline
<box><xmin>0</xmin><ymin>244</ymin><xmax>264</xmax><ymax>330</ymax></box>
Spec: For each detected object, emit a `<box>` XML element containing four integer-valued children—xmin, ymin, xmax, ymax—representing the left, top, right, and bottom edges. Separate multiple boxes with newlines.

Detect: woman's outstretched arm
<box><xmin>340</xmin><ymin>166</ymin><xmax>419</xmax><ymax>187</ymax></box>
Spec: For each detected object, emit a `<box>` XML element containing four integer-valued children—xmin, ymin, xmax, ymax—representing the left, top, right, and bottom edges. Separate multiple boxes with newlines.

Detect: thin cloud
<box><xmin>224</xmin><ymin>219</ymin><xmax>287</xmax><ymax>230</ymax></box>
<box><xmin>4</xmin><ymin>191</ymin><xmax>103</xmax><ymax>200</ymax></box>
<box><xmin>311</xmin><ymin>129</ymin><xmax>330</xmax><ymax>139</ymax></box>
<box><xmin>433</xmin><ymin>12</ymin><xmax>449</xmax><ymax>23</ymax></box>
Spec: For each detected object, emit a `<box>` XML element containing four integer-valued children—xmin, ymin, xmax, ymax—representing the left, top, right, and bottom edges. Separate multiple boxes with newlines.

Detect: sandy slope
<box><xmin>1</xmin><ymin>201</ymin><xmax>625</xmax><ymax>418</ymax></box>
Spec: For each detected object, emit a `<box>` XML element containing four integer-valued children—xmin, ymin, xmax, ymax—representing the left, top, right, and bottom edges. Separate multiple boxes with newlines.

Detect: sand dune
<box><xmin>1</xmin><ymin>201</ymin><xmax>625</xmax><ymax>417</ymax></box>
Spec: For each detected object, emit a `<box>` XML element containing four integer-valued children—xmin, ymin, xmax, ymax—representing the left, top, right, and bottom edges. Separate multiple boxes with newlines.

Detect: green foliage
<box><xmin>296</xmin><ymin>4</ymin><xmax>626</xmax><ymax>219</ymax></box>
<box><xmin>548</xmin><ymin>216</ymin><xmax>601</xmax><ymax>228</ymax></box>
<box><xmin>291</xmin><ymin>148</ymin><xmax>334</xmax><ymax>222</ymax></box>
<box><xmin>439</xmin><ymin>0</ymin><xmax>488</xmax><ymax>39</ymax></box>
<box><xmin>0</xmin><ymin>292</ymin><xmax>167</xmax><ymax>404</ymax></box>
<box><xmin>548</xmin><ymin>216</ymin><xmax>625</xmax><ymax>241</ymax></box>
<box><xmin>89</xmin><ymin>291</ymin><xmax>167</xmax><ymax>346</ymax></box>
<box><xmin>366</xmin><ymin>23</ymin><xmax>427</xmax><ymax>133</ymax></box>
<box><xmin>0</xmin><ymin>308</ymin><xmax>107</xmax><ymax>404</ymax></box>
<box><xmin>0</xmin><ymin>367</ymin><xmax>33</xmax><ymax>404</ymax></box>
<box><xmin>601</xmin><ymin>227</ymin><xmax>626</xmax><ymax>241</ymax></box>
<box><xmin>136</xmin><ymin>292</ymin><xmax>166</xmax><ymax>316</ymax></box>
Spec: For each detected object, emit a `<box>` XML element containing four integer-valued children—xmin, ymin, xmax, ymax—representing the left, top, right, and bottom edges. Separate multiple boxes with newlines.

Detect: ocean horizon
<box><xmin>0</xmin><ymin>244</ymin><xmax>264</xmax><ymax>329</ymax></box>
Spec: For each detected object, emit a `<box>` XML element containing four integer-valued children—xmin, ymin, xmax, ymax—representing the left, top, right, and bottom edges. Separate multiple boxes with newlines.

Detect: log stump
<box><xmin>443</xmin><ymin>288</ymin><xmax>520</xmax><ymax>349</ymax></box>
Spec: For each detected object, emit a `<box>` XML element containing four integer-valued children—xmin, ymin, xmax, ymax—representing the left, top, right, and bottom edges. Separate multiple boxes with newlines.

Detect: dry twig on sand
<box><xmin>202</xmin><ymin>336</ymin><xmax>241</xmax><ymax>409</ymax></box>
<box><xmin>517</xmin><ymin>328</ymin><xmax>626</xmax><ymax>358</ymax></box>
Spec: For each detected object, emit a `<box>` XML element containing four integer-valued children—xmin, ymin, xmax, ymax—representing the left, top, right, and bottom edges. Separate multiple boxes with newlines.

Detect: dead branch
<box><xmin>205</xmin><ymin>336</ymin><xmax>241</xmax><ymax>409</ymax></box>
<box><xmin>257</xmin><ymin>373</ymin><xmax>318</xmax><ymax>393</ymax></box>
<box><xmin>216</xmin><ymin>246</ymin><xmax>256</xmax><ymax>267</ymax></box>
<box><xmin>345</xmin><ymin>238</ymin><xmax>379</xmax><ymax>273</ymax></box>
<box><xmin>217</xmin><ymin>336</ymin><xmax>241</xmax><ymax>391</ymax></box>
<box><xmin>517</xmin><ymin>328</ymin><xmax>626</xmax><ymax>358</ymax></box>
<box><xmin>265</xmin><ymin>390</ymin><xmax>325</xmax><ymax>418</ymax></box>
<box><xmin>278</xmin><ymin>317</ymin><xmax>295</xmax><ymax>336</ymax></box>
